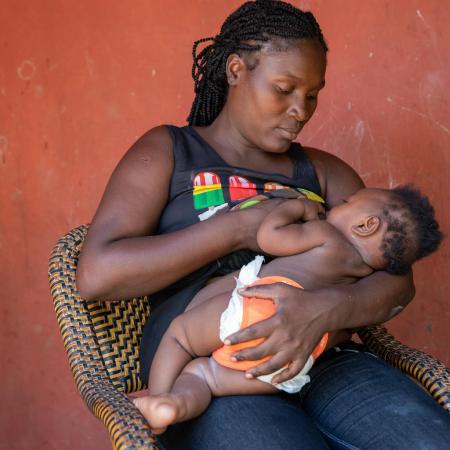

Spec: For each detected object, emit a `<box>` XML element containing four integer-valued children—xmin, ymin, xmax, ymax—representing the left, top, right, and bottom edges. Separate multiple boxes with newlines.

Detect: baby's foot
<box><xmin>133</xmin><ymin>394</ymin><xmax>184</xmax><ymax>434</ymax></box>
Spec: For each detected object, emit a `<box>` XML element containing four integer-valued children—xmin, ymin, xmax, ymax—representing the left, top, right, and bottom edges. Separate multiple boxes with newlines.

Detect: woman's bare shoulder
<box><xmin>87</xmin><ymin>125</ymin><xmax>175</xmax><ymax>241</ymax></box>
<box><xmin>118</xmin><ymin>125</ymin><xmax>173</xmax><ymax>171</ymax></box>
<box><xmin>107</xmin><ymin>125</ymin><xmax>174</xmax><ymax>207</ymax></box>
<box><xmin>302</xmin><ymin>146</ymin><xmax>364</xmax><ymax>207</ymax></box>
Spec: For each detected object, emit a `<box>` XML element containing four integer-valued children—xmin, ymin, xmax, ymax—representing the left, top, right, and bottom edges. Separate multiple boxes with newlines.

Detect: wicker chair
<box><xmin>48</xmin><ymin>225</ymin><xmax>450</xmax><ymax>450</ymax></box>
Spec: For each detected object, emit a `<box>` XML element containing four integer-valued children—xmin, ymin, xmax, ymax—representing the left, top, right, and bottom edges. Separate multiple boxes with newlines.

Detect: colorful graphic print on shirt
<box><xmin>192</xmin><ymin>170</ymin><xmax>324</xmax><ymax>221</ymax></box>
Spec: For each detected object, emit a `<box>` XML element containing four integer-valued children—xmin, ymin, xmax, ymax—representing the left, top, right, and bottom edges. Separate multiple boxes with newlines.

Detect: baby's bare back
<box><xmin>189</xmin><ymin>241</ymin><xmax>368</xmax><ymax>311</ymax></box>
<box><xmin>259</xmin><ymin>245</ymin><xmax>366</xmax><ymax>291</ymax></box>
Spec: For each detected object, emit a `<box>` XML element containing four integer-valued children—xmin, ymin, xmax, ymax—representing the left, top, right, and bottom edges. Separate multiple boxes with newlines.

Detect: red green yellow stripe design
<box><xmin>193</xmin><ymin>172</ymin><xmax>225</xmax><ymax>210</ymax></box>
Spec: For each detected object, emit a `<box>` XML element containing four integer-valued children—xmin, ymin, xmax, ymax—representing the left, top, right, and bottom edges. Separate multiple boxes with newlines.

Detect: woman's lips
<box><xmin>277</xmin><ymin>127</ymin><xmax>301</xmax><ymax>140</ymax></box>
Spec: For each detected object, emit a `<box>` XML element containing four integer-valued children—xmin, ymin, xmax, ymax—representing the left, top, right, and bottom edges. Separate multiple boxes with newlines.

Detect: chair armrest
<box><xmin>49</xmin><ymin>225</ymin><xmax>158</xmax><ymax>449</ymax></box>
<box><xmin>85</xmin><ymin>379</ymin><xmax>156</xmax><ymax>450</ymax></box>
<box><xmin>358</xmin><ymin>325</ymin><xmax>450</xmax><ymax>412</ymax></box>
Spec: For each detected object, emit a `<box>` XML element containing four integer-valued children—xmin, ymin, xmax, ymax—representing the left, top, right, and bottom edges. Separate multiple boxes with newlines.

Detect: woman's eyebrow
<box><xmin>274</xmin><ymin>74</ymin><xmax>326</xmax><ymax>89</ymax></box>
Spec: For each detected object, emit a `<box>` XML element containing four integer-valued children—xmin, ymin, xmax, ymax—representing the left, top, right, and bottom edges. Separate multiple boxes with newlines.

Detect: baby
<box><xmin>134</xmin><ymin>185</ymin><xmax>443</xmax><ymax>434</ymax></box>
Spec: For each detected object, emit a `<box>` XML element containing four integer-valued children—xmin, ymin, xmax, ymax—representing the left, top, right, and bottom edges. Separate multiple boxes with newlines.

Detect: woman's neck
<box><xmin>195</xmin><ymin>109</ymin><xmax>256</xmax><ymax>159</ymax></box>
<box><xmin>193</xmin><ymin>109</ymin><xmax>295</xmax><ymax>177</ymax></box>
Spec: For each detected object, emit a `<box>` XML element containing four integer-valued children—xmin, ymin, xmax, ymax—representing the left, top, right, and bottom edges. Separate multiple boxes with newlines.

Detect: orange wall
<box><xmin>1</xmin><ymin>1</ymin><xmax>449</xmax><ymax>448</ymax></box>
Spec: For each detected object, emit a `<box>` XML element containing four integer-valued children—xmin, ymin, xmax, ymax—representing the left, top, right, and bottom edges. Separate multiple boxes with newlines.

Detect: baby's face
<box><xmin>326</xmin><ymin>188</ymin><xmax>389</xmax><ymax>230</ymax></box>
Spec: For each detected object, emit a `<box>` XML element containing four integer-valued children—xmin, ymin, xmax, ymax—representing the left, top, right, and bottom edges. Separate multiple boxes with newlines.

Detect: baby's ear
<box><xmin>351</xmin><ymin>215</ymin><xmax>381</xmax><ymax>237</ymax></box>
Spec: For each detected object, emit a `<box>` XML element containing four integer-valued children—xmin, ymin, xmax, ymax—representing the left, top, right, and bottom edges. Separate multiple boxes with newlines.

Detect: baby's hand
<box><xmin>266</xmin><ymin>197</ymin><xmax>325</xmax><ymax>224</ymax></box>
<box><xmin>294</xmin><ymin>197</ymin><xmax>325</xmax><ymax>221</ymax></box>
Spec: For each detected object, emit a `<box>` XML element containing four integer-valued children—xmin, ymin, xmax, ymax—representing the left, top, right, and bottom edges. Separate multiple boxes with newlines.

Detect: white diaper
<box><xmin>218</xmin><ymin>256</ymin><xmax>314</xmax><ymax>394</ymax></box>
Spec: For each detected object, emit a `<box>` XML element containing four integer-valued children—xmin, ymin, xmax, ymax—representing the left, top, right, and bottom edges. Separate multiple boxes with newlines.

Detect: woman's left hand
<box><xmin>224</xmin><ymin>283</ymin><xmax>333</xmax><ymax>384</ymax></box>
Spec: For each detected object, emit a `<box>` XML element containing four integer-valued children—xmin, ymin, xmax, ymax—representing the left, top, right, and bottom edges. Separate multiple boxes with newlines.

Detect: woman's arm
<box><xmin>224</xmin><ymin>147</ymin><xmax>415</xmax><ymax>383</ymax></box>
<box><xmin>77</xmin><ymin>126</ymin><xmax>281</xmax><ymax>301</ymax></box>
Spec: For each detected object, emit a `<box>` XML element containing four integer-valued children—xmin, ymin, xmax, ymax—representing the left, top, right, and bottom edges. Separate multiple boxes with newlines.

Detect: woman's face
<box><xmin>227</xmin><ymin>39</ymin><xmax>326</xmax><ymax>153</ymax></box>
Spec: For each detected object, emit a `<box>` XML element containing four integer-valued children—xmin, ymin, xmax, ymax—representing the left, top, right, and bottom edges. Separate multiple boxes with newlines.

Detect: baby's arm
<box><xmin>257</xmin><ymin>199</ymin><xmax>333</xmax><ymax>256</ymax></box>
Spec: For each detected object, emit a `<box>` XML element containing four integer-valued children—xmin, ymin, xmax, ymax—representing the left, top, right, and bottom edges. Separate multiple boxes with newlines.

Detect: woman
<box><xmin>77</xmin><ymin>1</ymin><xmax>450</xmax><ymax>449</ymax></box>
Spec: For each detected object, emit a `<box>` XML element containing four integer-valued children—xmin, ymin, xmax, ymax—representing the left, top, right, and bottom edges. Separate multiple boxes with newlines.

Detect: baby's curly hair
<box><xmin>380</xmin><ymin>185</ymin><xmax>443</xmax><ymax>275</ymax></box>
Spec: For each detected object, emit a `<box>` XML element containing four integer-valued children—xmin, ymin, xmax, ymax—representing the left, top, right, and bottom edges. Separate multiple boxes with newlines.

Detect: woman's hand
<box><xmin>224</xmin><ymin>282</ymin><xmax>333</xmax><ymax>384</ymax></box>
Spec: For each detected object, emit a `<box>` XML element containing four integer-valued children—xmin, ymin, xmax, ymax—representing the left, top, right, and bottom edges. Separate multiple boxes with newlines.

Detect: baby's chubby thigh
<box><xmin>175</xmin><ymin>291</ymin><xmax>235</xmax><ymax>356</ymax></box>
<box><xmin>186</xmin><ymin>357</ymin><xmax>277</xmax><ymax>397</ymax></box>
<box><xmin>186</xmin><ymin>270</ymin><xmax>240</xmax><ymax>311</ymax></box>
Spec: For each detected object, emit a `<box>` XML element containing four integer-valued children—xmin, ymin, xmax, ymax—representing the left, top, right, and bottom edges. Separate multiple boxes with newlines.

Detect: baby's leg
<box><xmin>145</xmin><ymin>270</ymin><xmax>240</xmax><ymax>394</ymax></box>
<box><xmin>148</xmin><ymin>292</ymin><xmax>232</xmax><ymax>395</ymax></box>
<box><xmin>135</xmin><ymin>355</ymin><xmax>276</xmax><ymax>434</ymax></box>
<box><xmin>186</xmin><ymin>270</ymin><xmax>239</xmax><ymax>310</ymax></box>
<box><xmin>135</xmin><ymin>292</ymin><xmax>232</xmax><ymax>433</ymax></box>
<box><xmin>136</xmin><ymin>258</ymin><xmax>304</xmax><ymax>432</ymax></box>
<box><xmin>149</xmin><ymin>255</ymin><xmax>306</xmax><ymax>394</ymax></box>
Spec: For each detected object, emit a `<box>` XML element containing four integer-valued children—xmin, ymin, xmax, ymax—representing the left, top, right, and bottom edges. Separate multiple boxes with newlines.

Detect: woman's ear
<box><xmin>226</xmin><ymin>53</ymin><xmax>245</xmax><ymax>86</ymax></box>
<box><xmin>351</xmin><ymin>215</ymin><xmax>381</xmax><ymax>237</ymax></box>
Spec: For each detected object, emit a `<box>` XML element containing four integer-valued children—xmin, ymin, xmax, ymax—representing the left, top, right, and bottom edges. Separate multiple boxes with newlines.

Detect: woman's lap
<box><xmin>159</xmin><ymin>342</ymin><xmax>450</xmax><ymax>450</ymax></box>
<box><xmin>300</xmin><ymin>342</ymin><xmax>450</xmax><ymax>449</ymax></box>
<box><xmin>159</xmin><ymin>394</ymin><xmax>329</xmax><ymax>450</ymax></box>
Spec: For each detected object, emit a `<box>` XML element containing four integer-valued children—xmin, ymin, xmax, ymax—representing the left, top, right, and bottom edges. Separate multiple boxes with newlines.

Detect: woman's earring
<box><xmin>227</xmin><ymin>74</ymin><xmax>238</xmax><ymax>86</ymax></box>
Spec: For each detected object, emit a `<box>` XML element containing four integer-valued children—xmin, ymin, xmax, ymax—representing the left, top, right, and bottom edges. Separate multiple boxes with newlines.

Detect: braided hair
<box><xmin>187</xmin><ymin>0</ymin><xmax>328</xmax><ymax>126</ymax></box>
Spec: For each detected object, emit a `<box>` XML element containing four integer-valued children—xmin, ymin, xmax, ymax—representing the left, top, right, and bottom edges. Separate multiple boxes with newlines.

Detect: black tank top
<box><xmin>157</xmin><ymin>125</ymin><xmax>322</xmax><ymax>235</ymax></box>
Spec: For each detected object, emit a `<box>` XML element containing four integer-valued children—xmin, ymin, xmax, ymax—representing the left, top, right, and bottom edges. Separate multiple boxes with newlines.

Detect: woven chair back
<box><xmin>49</xmin><ymin>225</ymin><xmax>150</xmax><ymax>394</ymax></box>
